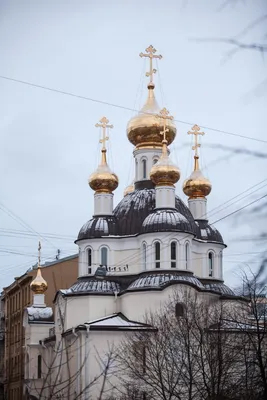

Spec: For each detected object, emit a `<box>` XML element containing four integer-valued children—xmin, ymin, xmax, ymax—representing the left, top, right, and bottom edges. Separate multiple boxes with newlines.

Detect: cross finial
<box><xmin>188</xmin><ymin>124</ymin><xmax>205</xmax><ymax>158</ymax></box>
<box><xmin>157</xmin><ymin>107</ymin><xmax>173</xmax><ymax>143</ymax></box>
<box><xmin>139</xmin><ymin>45</ymin><xmax>162</xmax><ymax>86</ymax></box>
<box><xmin>95</xmin><ymin>117</ymin><xmax>113</xmax><ymax>151</ymax></box>
<box><xmin>38</xmin><ymin>241</ymin><xmax>41</xmax><ymax>266</ymax></box>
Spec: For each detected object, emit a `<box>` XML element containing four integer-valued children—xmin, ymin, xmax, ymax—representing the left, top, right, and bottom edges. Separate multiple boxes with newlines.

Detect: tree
<box><xmin>116</xmin><ymin>287</ymin><xmax>266</xmax><ymax>400</ymax></box>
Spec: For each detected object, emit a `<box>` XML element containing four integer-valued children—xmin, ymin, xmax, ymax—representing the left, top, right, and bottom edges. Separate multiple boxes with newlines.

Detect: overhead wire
<box><xmin>0</xmin><ymin>74</ymin><xmax>266</xmax><ymax>144</ymax></box>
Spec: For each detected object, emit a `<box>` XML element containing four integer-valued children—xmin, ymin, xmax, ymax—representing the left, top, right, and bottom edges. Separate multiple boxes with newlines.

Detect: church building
<box><xmin>23</xmin><ymin>46</ymin><xmax>238</xmax><ymax>399</ymax></box>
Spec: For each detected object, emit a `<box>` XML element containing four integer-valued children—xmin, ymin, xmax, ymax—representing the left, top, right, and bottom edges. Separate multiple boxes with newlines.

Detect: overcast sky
<box><xmin>0</xmin><ymin>0</ymin><xmax>266</xmax><ymax>291</ymax></box>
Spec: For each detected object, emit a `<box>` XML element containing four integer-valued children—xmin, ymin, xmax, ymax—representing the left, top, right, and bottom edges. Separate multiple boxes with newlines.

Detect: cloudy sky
<box><xmin>0</xmin><ymin>0</ymin><xmax>266</xmax><ymax>291</ymax></box>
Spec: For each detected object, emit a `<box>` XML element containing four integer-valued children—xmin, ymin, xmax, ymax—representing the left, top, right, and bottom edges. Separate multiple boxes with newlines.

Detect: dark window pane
<box><xmin>37</xmin><ymin>355</ymin><xmax>42</xmax><ymax>379</ymax></box>
<box><xmin>171</xmin><ymin>242</ymin><xmax>176</xmax><ymax>260</ymax></box>
<box><xmin>142</xmin><ymin>159</ymin><xmax>147</xmax><ymax>179</ymax></box>
<box><xmin>101</xmin><ymin>247</ymin><xmax>108</xmax><ymax>266</ymax></box>
<box><xmin>88</xmin><ymin>248</ymin><xmax>92</xmax><ymax>266</ymax></box>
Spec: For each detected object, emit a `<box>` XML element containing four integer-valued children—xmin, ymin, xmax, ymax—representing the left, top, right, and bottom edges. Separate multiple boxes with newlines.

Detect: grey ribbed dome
<box><xmin>141</xmin><ymin>209</ymin><xmax>195</xmax><ymax>235</ymax></box>
<box><xmin>127</xmin><ymin>271</ymin><xmax>204</xmax><ymax>291</ymax></box>
<box><xmin>65</xmin><ymin>277</ymin><xmax>120</xmax><ymax>294</ymax></box>
<box><xmin>195</xmin><ymin>220</ymin><xmax>224</xmax><ymax>244</ymax></box>
<box><xmin>77</xmin><ymin>216</ymin><xmax>118</xmax><ymax>241</ymax></box>
<box><xmin>203</xmin><ymin>282</ymin><xmax>234</xmax><ymax>296</ymax></box>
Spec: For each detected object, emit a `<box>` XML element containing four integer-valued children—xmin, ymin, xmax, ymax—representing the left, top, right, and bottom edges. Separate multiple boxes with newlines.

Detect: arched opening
<box><xmin>101</xmin><ymin>247</ymin><xmax>108</xmax><ymax>267</ymax></box>
<box><xmin>142</xmin><ymin>159</ymin><xmax>147</xmax><ymax>179</ymax></box>
<box><xmin>175</xmin><ymin>302</ymin><xmax>185</xmax><ymax>318</ymax></box>
<box><xmin>185</xmin><ymin>243</ymin><xmax>189</xmax><ymax>269</ymax></box>
<box><xmin>88</xmin><ymin>248</ymin><xmax>92</xmax><ymax>274</ymax></box>
<box><xmin>170</xmin><ymin>241</ymin><xmax>177</xmax><ymax>268</ymax></box>
<box><xmin>219</xmin><ymin>251</ymin><xmax>223</xmax><ymax>278</ymax></box>
<box><xmin>153</xmin><ymin>158</ymin><xmax>158</xmax><ymax>165</ymax></box>
<box><xmin>208</xmin><ymin>252</ymin><xmax>214</xmax><ymax>277</ymax></box>
<box><xmin>155</xmin><ymin>242</ymin><xmax>160</xmax><ymax>268</ymax></box>
<box><xmin>142</xmin><ymin>243</ymin><xmax>147</xmax><ymax>270</ymax></box>
<box><xmin>135</xmin><ymin>158</ymin><xmax>138</xmax><ymax>180</ymax></box>
<box><xmin>37</xmin><ymin>355</ymin><xmax>42</xmax><ymax>379</ymax></box>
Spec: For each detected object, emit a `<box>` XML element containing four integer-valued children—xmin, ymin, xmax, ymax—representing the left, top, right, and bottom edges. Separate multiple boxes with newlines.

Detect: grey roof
<box><xmin>127</xmin><ymin>271</ymin><xmax>204</xmax><ymax>291</ymax></box>
<box><xmin>77</xmin><ymin>216</ymin><xmax>118</xmax><ymax>241</ymax></box>
<box><xmin>203</xmin><ymin>282</ymin><xmax>235</xmax><ymax>296</ymax></box>
<box><xmin>195</xmin><ymin>219</ymin><xmax>224</xmax><ymax>244</ymax></box>
<box><xmin>26</xmin><ymin>306</ymin><xmax>53</xmax><ymax>323</ymax></box>
<box><xmin>141</xmin><ymin>209</ymin><xmax>195</xmax><ymax>235</ymax></box>
<box><xmin>63</xmin><ymin>277</ymin><xmax>120</xmax><ymax>295</ymax></box>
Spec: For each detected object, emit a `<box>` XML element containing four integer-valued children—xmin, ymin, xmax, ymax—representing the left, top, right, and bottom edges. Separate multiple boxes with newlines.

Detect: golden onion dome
<box><xmin>124</xmin><ymin>182</ymin><xmax>135</xmax><ymax>196</ymax></box>
<box><xmin>150</xmin><ymin>140</ymin><xmax>180</xmax><ymax>186</ymax></box>
<box><xmin>127</xmin><ymin>84</ymin><xmax>176</xmax><ymax>149</ymax></box>
<box><xmin>89</xmin><ymin>149</ymin><xmax>118</xmax><ymax>194</ymax></box>
<box><xmin>30</xmin><ymin>267</ymin><xmax>48</xmax><ymax>294</ymax></box>
<box><xmin>183</xmin><ymin>156</ymin><xmax>211</xmax><ymax>199</ymax></box>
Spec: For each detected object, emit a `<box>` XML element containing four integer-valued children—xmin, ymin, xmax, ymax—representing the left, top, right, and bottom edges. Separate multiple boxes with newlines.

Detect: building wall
<box><xmin>3</xmin><ymin>254</ymin><xmax>78</xmax><ymax>400</ymax></box>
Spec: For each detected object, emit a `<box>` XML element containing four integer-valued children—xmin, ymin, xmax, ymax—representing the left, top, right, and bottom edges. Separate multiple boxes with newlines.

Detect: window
<box><xmin>170</xmin><ymin>241</ymin><xmax>177</xmax><ymax>268</ymax></box>
<box><xmin>155</xmin><ymin>242</ymin><xmax>160</xmax><ymax>268</ymax></box>
<box><xmin>142</xmin><ymin>243</ymin><xmax>147</xmax><ymax>270</ymax></box>
<box><xmin>37</xmin><ymin>355</ymin><xmax>42</xmax><ymax>379</ymax></box>
<box><xmin>88</xmin><ymin>248</ymin><xmax>92</xmax><ymax>274</ymax></box>
<box><xmin>219</xmin><ymin>251</ymin><xmax>222</xmax><ymax>278</ymax></box>
<box><xmin>101</xmin><ymin>247</ymin><xmax>108</xmax><ymax>267</ymax></box>
<box><xmin>153</xmin><ymin>158</ymin><xmax>158</xmax><ymax>165</ymax></box>
<box><xmin>208</xmin><ymin>252</ymin><xmax>214</xmax><ymax>277</ymax></box>
<box><xmin>142</xmin><ymin>159</ymin><xmax>147</xmax><ymax>179</ymax></box>
<box><xmin>185</xmin><ymin>243</ymin><xmax>189</xmax><ymax>269</ymax></box>
<box><xmin>175</xmin><ymin>303</ymin><xmax>185</xmax><ymax>318</ymax></box>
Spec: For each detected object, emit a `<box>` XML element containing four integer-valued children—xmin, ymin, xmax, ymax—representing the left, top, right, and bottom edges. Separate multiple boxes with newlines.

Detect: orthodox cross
<box><xmin>95</xmin><ymin>117</ymin><xmax>113</xmax><ymax>151</ymax></box>
<box><xmin>157</xmin><ymin>107</ymin><xmax>173</xmax><ymax>143</ymax></box>
<box><xmin>140</xmin><ymin>45</ymin><xmax>162</xmax><ymax>85</ymax></box>
<box><xmin>188</xmin><ymin>124</ymin><xmax>205</xmax><ymax>157</ymax></box>
<box><xmin>38</xmin><ymin>241</ymin><xmax>41</xmax><ymax>266</ymax></box>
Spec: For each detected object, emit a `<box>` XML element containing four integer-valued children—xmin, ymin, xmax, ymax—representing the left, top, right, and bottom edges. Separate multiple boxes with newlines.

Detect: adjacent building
<box><xmin>3</xmin><ymin>254</ymin><xmax>78</xmax><ymax>400</ymax></box>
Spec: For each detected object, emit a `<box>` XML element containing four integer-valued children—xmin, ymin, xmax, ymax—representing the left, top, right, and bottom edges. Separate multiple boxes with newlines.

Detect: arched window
<box><xmin>153</xmin><ymin>158</ymin><xmax>158</xmax><ymax>165</ymax></box>
<box><xmin>142</xmin><ymin>159</ymin><xmax>147</xmax><ymax>179</ymax></box>
<box><xmin>219</xmin><ymin>251</ymin><xmax>223</xmax><ymax>278</ymax></box>
<box><xmin>101</xmin><ymin>247</ymin><xmax>108</xmax><ymax>267</ymax></box>
<box><xmin>88</xmin><ymin>248</ymin><xmax>92</xmax><ymax>274</ymax></box>
<box><xmin>208</xmin><ymin>252</ymin><xmax>214</xmax><ymax>277</ymax></box>
<box><xmin>135</xmin><ymin>159</ymin><xmax>138</xmax><ymax>180</ymax></box>
<box><xmin>170</xmin><ymin>241</ymin><xmax>177</xmax><ymax>268</ymax></box>
<box><xmin>175</xmin><ymin>303</ymin><xmax>185</xmax><ymax>318</ymax></box>
<box><xmin>185</xmin><ymin>243</ymin><xmax>189</xmax><ymax>269</ymax></box>
<box><xmin>37</xmin><ymin>355</ymin><xmax>42</xmax><ymax>379</ymax></box>
<box><xmin>155</xmin><ymin>242</ymin><xmax>160</xmax><ymax>268</ymax></box>
<box><xmin>142</xmin><ymin>243</ymin><xmax>147</xmax><ymax>270</ymax></box>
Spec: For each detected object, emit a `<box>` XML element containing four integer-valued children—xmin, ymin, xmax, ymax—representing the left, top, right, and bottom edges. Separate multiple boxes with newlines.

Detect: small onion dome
<box><xmin>150</xmin><ymin>141</ymin><xmax>180</xmax><ymax>186</ymax></box>
<box><xmin>124</xmin><ymin>182</ymin><xmax>134</xmax><ymax>196</ymax></box>
<box><xmin>30</xmin><ymin>267</ymin><xmax>48</xmax><ymax>294</ymax></box>
<box><xmin>183</xmin><ymin>156</ymin><xmax>211</xmax><ymax>199</ymax></box>
<box><xmin>89</xmin><ymin>149</ymin><xmax>118</xmax><ymax>194</ymax></box>
<box><xmin>127</xmin><ymin>84</ymin><xmax>176</xmax><ymax>149</ymax></box>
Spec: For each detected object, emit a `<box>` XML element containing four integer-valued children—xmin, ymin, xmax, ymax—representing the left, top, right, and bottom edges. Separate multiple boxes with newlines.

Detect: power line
<box><xmin>1</xmin><ymin>74</ymin><xmax>267</xmax><ymax>145</ymax></box>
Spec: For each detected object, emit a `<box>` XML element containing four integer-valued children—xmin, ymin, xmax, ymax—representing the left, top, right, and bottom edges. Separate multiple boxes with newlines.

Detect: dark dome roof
<box><xmin>195</xmin><ymin>220</ymin><xmax>224</xmax><ymax>244</ymax></box>
<box><xmin>65</xmin><ymin>277</ymin><xmax>120</xmax><ymax>294</ymax></box>
<box><xmin>127</xmin><ymin>271</ymin><xmax>204</xmax><ymax>291</ymax></box>
<box><xmin>77</xmin><ymin>216</ymin><xmax>118</xmax><ymax>241</ymax></box>
<box><xmin>113</xmin><ymin>188</ymin><xmax>197</xmax><ymax>236</ymax></box>
<box><xmin>142</xmin><ymin>209</ymin><xmax>195</xmax><ymax>235</ymax></box>
<box><xmin>203</xmin><ymin>282</ymin><xmax>235</xmax><ymax>296</ymax></box>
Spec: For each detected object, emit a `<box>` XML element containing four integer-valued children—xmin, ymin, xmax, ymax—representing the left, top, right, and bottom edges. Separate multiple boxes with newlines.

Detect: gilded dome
<box><xmin>124</xmin><ymin>182</ymin><xmax>135</xmax><ymax>196</ymax></box>
<box><xmin>127</xmin><ymin>85</ymin><xmax>176</xmax><ymax>149</ymax></box>
<box><xmin>183</xmin><ymin>156</ymin><xmax>211</xmax><ymax>199</ymax></box>
<box><xmin>30</xmin><ymin>267</ymin><xmax>48</xmax><ymax>294</ymax></box>
<box><xmin>89</xmin><ymin>149</ymin><xmax>119</xmax><ymax>194</ymax></box>
<box><xmin>150</xmin><ymin>141</ymin><xmax>180</xmax><ymax>186</ymax></box>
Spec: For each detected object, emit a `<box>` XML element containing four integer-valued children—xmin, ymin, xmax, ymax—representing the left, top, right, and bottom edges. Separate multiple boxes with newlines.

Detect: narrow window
<box><xmin>142</xmin><ymin>243</ymin><xmax>147</xmax><ymax>270</ymax></box>
<box><xmin>219</xmin><ymin>251</ymin><xmax>222</xmax><ymax>278</ymax></box>
<box><xmin>175</xmin><ymin>303</ymin><xmax>185</xmax><ymax>318</ymax></box>
<box><xmin>101</xmin><ymin>247</ymin><xmax>108</xmax><ymax>267</ymax></box>
<box><xmin>208</xmin><ymin>252</ymin><xmax>214</xmax><ymax>277</ymax></box>
<box><xmin>37</xmin><ymin>355</ymin><xmax>42</xmax><ymax>379</ymax></box>
<box><xmin>153</xmin><ymin>158</ymin><xmax>158</xmax><ymax>165</ymax></box>
<box><xmin>185</xmin><ymin>243</ymin><xmax>189</xmax><ymax>269</ymax></box>
<box><xmin>142</xmin><ymin>159</ymin><xmax>147</xmax><ymax>179</ymax></box>
<box><xmin>155</xmin><ymin>242</ymin><xmax>160</xmax><ymax>268</ymax></box>
<box><xmin>88</xmin><ymin>248</ymin><xmax>92</xmax><ymax>274</ymax></box>
<box><xmin>171</xmin><ymin>241</ymin><xmax>177</xmax><ymax>268</ymax></box>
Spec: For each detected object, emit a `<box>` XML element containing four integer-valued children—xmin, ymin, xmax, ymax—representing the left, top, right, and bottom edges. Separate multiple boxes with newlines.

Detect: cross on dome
<box><xmin>188</xmin><ymin>124</ymin><xmax>205</xmax><ymax>158</ymax></box>
<box><xmin>157</xmin><ymin>107</ymin><xmax>174</xmax><ymax>144</ymax></box>
<box><xmin>139</xmin><ymin>45</ymin><xmax>162</xmax><ymax>87</ymax></box>
<box><xmin>95</xmin><ymin>117</ymin><xmax>113</xmax><ymax>151</ymax></box>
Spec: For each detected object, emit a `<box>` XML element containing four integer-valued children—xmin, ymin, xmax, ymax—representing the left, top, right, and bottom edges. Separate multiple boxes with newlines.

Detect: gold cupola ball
<box><xmin>183</xmin><ymin>157</ymin><xmax>212</xmax><ymax>199</ymax></box>
<box><xmin>89</xmin><ymin>158</ymin><xmax>119</xmax><ymax>194</ymax></box>
<box><xmin>127</xmin><ymin>85</ymin><xmax>176</xmax><ymax>149</ymax></box>
<box><xmin>150</xmin><ymin>142</ymin><xmax>180</xmax><ymax>186</ymax></box>
<box><xmin>30</xmin><ymin>268</ymin><xmax>48</xmax><ymax>294</ymax></box>
<box><xmin>124</xmin><ymin>182</ymin><xmax>134</xmax><ymax>196</ymax></box>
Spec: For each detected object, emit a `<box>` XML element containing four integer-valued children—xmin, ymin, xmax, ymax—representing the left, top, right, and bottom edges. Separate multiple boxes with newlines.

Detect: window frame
<box><xmin>170</xmin><ymin>241</ymin><xmax>177</xmax><ymax>268</ymax></box>
<box><xmin>100</xmin><ymin>246</ymin><xmax>108</xmax><ymax>267</ymax></box>
<box><xmin>208</xmin><ymin>252</ymin><xmax>214</xmax><ymax>277</ymax></box>
<box><xmin>142</xmin><ymin>242</ymin><xmax>147</xmax><ymax>270</ymax></box>
<box><xmin>141</xmin><ymin>158</ymin><xmax>147</xmax><ymax>179</ymax></box>
<box><xmin>185</xmin><ymin>242</ymin><xmax>190</xmax><ymax>269</ymax></box>
<box><xmin>154</xmin><ymin>241</ymin><xmax>160</xmax><ymax>268</ymax></box>
<box><xmin>87</xmin><ymin>247</ymin><xmax>92</xmax><ymax>274</ymax></box>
